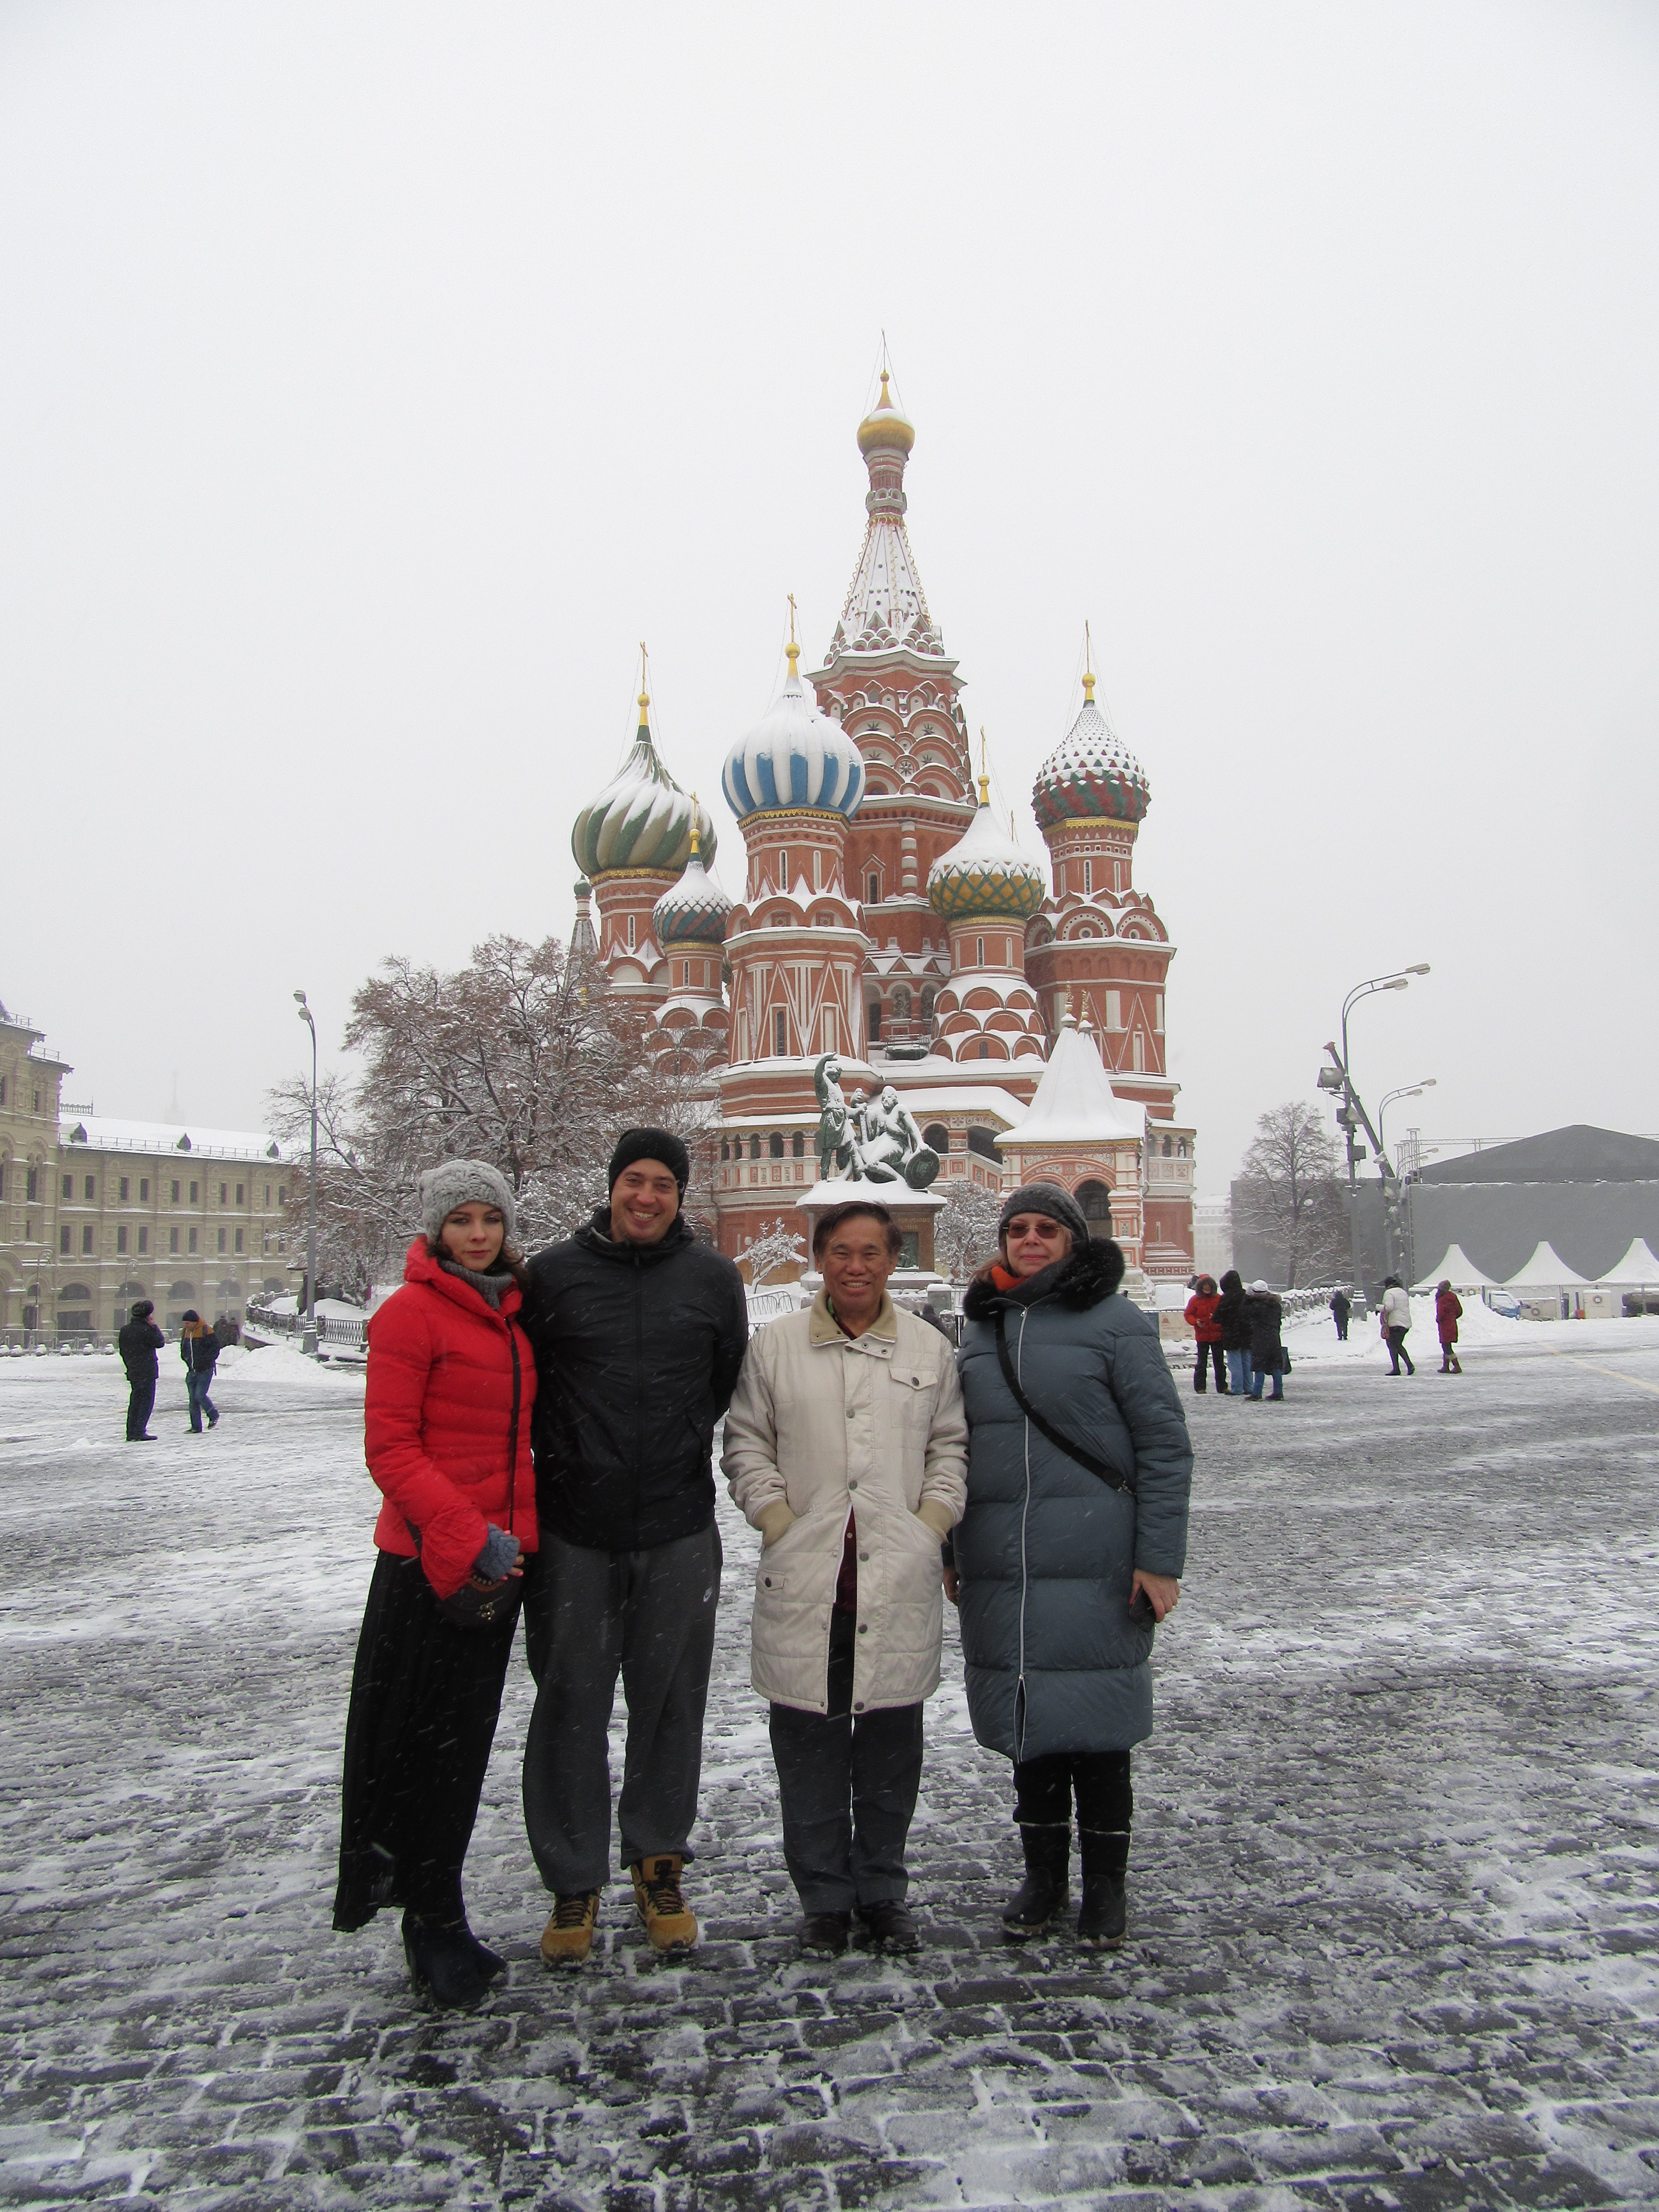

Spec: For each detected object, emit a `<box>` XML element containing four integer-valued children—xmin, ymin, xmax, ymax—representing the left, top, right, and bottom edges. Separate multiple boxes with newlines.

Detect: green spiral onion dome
<box><xmin>572</xmin><ymin>694</ymin><xmax>718</xmax><ymax>876</ymax></box>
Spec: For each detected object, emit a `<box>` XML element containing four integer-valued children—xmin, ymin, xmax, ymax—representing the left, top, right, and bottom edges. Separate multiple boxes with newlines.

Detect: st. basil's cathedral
<box><xmin>569</xmin><ymin>375</ymin><xmax>1196</xmax><ymax>1286</ymax></box>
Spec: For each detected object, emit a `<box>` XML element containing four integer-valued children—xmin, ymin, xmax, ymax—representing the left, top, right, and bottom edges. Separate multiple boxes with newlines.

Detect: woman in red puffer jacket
<box><xmin>334</xmin><ymin>1159</ymin><xmax>538</xmax><ymax>2010</ymax></box>
<box><xmin>1184</xmin><ymin>1275</ymin><xmax>1227</xmax><ymax>1395</ymax></box>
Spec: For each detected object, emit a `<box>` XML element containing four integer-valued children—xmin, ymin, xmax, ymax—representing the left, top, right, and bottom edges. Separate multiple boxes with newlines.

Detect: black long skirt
<box><xmin>333</xmin><ymin>1548</ymin><xmax>518</xmax><ymax>1931</ymax></box>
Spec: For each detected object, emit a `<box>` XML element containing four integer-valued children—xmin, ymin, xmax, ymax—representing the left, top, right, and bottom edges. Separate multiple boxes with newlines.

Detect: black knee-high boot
<box><xmin>1002</xmin><ymin>1825</ymin><xmax>1070</xmax><ymax>1937</ymax></box>
<box><xmin>1077</xmin><ymin>1828</ymin><xmax>1130</xmax><ymax>1947</ymax></box>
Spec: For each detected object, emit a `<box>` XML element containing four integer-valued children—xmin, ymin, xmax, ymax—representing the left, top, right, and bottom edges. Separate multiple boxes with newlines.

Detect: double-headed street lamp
<box><xmin>1377</xmin><ymin>1079</ymin><xmax>1436</xmax><ymax>1167</ymax></box>
<box><xmin>294</xmin><ymin>990</ymin><xmax>318</xmax><ymax>1359</ymax></box>
<box><xmin>1320</xmin><ymin>965</ymin><xmax>1431</xmax><ymax>1306</ymax></box>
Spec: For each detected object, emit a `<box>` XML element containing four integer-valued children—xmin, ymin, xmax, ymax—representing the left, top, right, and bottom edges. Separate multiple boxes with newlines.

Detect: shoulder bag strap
<box><xmin>505</xmin><ymin>1317</ymin><xmax>522</xmax><ymax>1534</ymax></box>
<box><xmin>993</xmin><ymin>1305</ymin><xmax>1129</xmax><ymax>1493</ymax></box>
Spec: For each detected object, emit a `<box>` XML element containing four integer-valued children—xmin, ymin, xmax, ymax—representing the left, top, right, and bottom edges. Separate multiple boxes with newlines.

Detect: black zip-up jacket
<box><xmin>117</xmin><ymin>1318</ymin><xmax>165</xmax><ymax>1380</ymax></box>
<box><xmin>1213</xmin><ymin>1271</ymin><xmax>1252</xmax><ymax>1353</ymax></box>
<box><xmin>524</xmin><ymin>1208</ymin><xmax>748</xmax><ymax>1552</ymax></box>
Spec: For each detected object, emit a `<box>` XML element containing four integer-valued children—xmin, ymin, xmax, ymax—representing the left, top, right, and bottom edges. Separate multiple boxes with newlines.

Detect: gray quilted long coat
<box><xmin>953</xmin><ymin>1238</ymin><xmax>1193</xmax><ymax>1763</ymax></box>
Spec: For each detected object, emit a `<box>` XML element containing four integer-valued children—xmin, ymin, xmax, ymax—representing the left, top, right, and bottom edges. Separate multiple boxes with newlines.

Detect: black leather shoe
<box><xmin>797</xmin><ymin>1911</ymin><xmax>851</xmax><ymax>1957</ymax></box>
<box><xmin>402</xmin><ymin>1914</ymin><xmax>491</xmax><ymax>2008</ymax></box>
<box><xmin>857</xmin><ymin>1901</ymin><xmax>920</xmax><ymax>1953</ymax></box>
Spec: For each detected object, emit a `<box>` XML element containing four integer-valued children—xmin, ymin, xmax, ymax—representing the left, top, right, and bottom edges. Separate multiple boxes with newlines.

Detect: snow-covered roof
<box><xmin>1594</xmin><ymin>1238</ymin><xmax>1659</xmax><ymax>1286</ymax></box>
<box><xmin>879</xmin><ymin>1084</ymin><xmax>1031</xmax><ymax>1127</ymax></box>
<box><xmin>1411</xmin><ymin>1243</ymin><xmax>1500</xmax><ymax>1291</ymax></box>
<box><xmin>996</xmin><ymin>1016</ymin><xmax>1142</xmax><ymax>1147</ymax></box>
<box><xmin>1503</xmin><ymin>1240</ymin><xmax>1590</xmax><ymax>1289</ymax></box>
<box><xmin>61</xmin><ymin>1115</ymin><xmax>285</xmax><ymax>1162</ymax></box>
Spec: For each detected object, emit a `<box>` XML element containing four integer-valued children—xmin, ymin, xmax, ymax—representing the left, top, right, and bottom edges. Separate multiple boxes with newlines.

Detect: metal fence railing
<box><xmin>244</xmin><ymin>1299</ymin><xmax>369</xmax><ymax>1353</ymax></box>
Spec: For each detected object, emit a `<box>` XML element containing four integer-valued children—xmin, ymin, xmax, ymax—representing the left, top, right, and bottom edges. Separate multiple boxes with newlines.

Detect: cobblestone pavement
<box><xmin>3</xmin><ymin>1325</ymin><xmax>1659</xmax><ymax>2210</ymax></box>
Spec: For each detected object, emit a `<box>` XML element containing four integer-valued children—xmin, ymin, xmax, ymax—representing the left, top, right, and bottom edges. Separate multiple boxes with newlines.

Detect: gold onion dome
<box><xmin>571</xmin><ymin>692</ymin><xmax>717</xmax><ymax>876</ymax></box>
<box><xmin>1031</xmin><ymin>672</ymin><xmax>1150</xmax><ymax>830</ymax></box>
<box><xmin>856</xmin><ymin>368</ymin><xmax>915</xmax><ymax>456</ymax></box>
<box><xmin>928</xmin><ymin>781</ymin><xmax>1047</xmax><ymax>923</ymax></box>
<box><xmin>653</xmin><ymin>815</ymin><xmax>731</xmax><ymax>946</ymax></box>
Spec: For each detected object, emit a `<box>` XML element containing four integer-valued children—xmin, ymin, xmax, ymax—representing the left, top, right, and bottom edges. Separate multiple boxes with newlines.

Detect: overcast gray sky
<box><xmin>3</xmin><ymin>1</ymin><xmax>1655</xmax><ymax>1190</ymax></box>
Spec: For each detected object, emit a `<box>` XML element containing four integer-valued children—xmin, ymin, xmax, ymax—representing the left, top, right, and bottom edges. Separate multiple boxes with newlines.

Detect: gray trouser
<box><xmin>768</xmin><ymin>1610</ymin><xmax>925</xmax><ymax>1914</ymax></box>
<box><xmin>521</xmin><ymin>1523</ymin><xmax>721</xmax><ymax>1895</ymax></box>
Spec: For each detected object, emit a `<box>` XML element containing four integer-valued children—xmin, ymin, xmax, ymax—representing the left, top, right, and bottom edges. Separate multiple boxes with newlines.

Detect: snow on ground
<box><xmin>2</xmin><ymin>1336</ymin><xmax>1658</xmax><ymax>2209</ymax></box>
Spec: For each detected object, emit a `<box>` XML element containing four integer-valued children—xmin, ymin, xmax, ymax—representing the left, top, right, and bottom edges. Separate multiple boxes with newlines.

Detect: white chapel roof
<box><xmin>995</xmin><ymin>1016</ymin><xmax>1142</xmax><ymax>1147</ymax></box>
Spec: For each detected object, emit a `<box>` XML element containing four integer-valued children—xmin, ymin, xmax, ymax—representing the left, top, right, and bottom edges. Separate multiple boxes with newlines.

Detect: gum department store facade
<box><xmin>572</xmin><ymin>379</ymin><xmax>1196</xmax><ymax>1282</ymax></box>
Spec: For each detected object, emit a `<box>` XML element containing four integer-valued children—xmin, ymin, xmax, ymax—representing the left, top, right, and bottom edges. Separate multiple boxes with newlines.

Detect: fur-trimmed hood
<box><xmin>962</xmin><ymin>1236</ymin><xmax>1125</xmax><ymax>1321</ymax></box>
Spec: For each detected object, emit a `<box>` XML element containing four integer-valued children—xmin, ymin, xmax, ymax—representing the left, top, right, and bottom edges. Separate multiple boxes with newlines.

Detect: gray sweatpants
<box><xmin>521</xmin><ymin>1523</ymin><xmax>722</xmax><ymax>1895</ymax></box>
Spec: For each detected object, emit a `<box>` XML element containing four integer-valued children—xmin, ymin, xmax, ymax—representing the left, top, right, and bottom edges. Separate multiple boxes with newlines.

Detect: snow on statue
<box><xmin>812</xmin><ymin>1055</ymin><xmax>940</xmax><ymax>1189</ymax></box>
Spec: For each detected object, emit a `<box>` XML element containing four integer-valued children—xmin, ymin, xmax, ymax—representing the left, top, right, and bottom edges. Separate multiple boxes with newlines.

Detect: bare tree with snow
<box><xmin>934</xmin><ymin>1178</ymin><xmax>1005</xmax><ymax>1282</ymax></box>
<box><xmin>733</xmin><ymin>1217</ymin><xmax>806</xmax><ymax>1285</ymax></box>
<box><xmin>1232</xmin><ymin>1101</ymin><xmax>1350</xmax><ymax>1288</ymax></box>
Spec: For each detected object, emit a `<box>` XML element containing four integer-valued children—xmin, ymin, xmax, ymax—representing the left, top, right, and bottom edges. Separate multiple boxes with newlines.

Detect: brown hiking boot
<box><xmin>629</xmin><ymin>1854</ymin><xmax>698</xmax><ymax>1954</ymax></box>
<box><xmin>539</xmin><ymin>1889</ymin><xmax>601</xmax><ymax>1968</ymax></box>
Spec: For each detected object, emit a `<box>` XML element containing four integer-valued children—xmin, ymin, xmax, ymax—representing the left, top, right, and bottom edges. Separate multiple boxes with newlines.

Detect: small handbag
<box><xmin>408</xmin><ymin>1322</ymin><xmax>525</xmax><ymax>1632</ymax></box>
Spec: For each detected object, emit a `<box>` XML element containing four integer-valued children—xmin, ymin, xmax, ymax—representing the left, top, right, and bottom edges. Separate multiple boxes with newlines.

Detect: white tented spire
<box><xmin>1005</xmin><ymin>1013</ymin><xmax>1143</xmax><ymax>1146</ymax></box>
<box><xmin>827</xmin><ymin>514</ymin><xmax>943</xmax><ymax>659</ymax></box>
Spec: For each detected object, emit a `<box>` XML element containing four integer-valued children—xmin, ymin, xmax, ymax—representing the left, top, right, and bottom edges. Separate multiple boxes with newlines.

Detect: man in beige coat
<box><xmin>723</xmin><ymin>1199</ymin><xmax>968</xmax><ymax>1956</ymax></box>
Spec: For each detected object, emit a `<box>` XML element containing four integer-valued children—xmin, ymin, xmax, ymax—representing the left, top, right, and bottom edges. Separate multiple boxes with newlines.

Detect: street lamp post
<box><xmin>294</xmin><ymin>991</ymin><xmax>318</xmax><ymax>1359</ymax></box>
<box><xmin>1326</xmin><ymin>965</ymin><xmax>1431</xmax><ymax>1310</ymax></box>
<box><xmin>1377</xmin><ymin>1080</ymin><xmax>1436</xmax><ymax>1284</ymax></box>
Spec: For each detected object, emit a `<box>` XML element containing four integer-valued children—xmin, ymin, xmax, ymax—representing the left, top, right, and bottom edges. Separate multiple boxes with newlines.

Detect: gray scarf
<box><xmin>436</xmin><ymin>1253</ymin><xmax>512</xmax><ymax>1310</ymax></box>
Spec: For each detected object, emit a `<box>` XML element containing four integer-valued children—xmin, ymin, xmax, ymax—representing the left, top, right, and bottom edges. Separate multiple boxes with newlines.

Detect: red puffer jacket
<box><xmin>363</xmin><ymin>1239</ymin><xmax>538</xmax><ymax>1599</ymax></box>
<box><xmin>1185</xmin><ymin>1292</ymin><xmax>1223</xmax><ymax>1343</ymax></box>
<box><xmin>1435</xmin><ymin>1289</ymin><xmax>1463</xmax><ymax>1342</ymax></box>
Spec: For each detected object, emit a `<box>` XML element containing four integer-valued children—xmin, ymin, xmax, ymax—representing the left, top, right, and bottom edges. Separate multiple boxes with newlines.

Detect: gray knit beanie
<box><xmin>419</xmin><ymin>1158</ymin><xmax>518</xmax><ymax>1244</ymax></box>
<box><xmin>998</xmin><ymin>1181</ymin><xmax>1089</xmax><ymax>1251</ymax></box>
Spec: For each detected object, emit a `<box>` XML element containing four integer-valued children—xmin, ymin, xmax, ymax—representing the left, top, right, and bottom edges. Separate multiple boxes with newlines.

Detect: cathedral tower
<box><xmin>807</xmin><ymin>375</ymin><xmax>972</xmax><ymax>1054</ymax></box>
<box><xmin>570</xmin><ymin>686</ymin><xmax>715</xmax><ymax>1010</ymax></box>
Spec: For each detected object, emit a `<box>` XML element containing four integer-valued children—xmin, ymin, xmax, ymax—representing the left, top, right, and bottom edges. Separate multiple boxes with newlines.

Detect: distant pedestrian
<box><xmin>951</xmin><ymin>1185</ymin><xmax>1192</xmax><ymax>1951</ymax></box>
<box><xmin>1245</xmin><ymin>1281</ymin><xmax>1286</xmax><ymax>1401</ymax></box>
<box><xmin>1435</xmin><ymin>1281</ymin><xmax>1464</xmax><ymax>1374</ymax></box>
<box><xmin>116</xmin><ymin>1299</ymin><xmax>164</xmax><ymax>1441</ymax></box>
<box><xmin>1214</xmin><ymin>1268</ymin><xmax>1253</xmax><ymax>1398</ymax></box>
<box><xmin>178</xmin><ymin>1310</ymin><xmax>221</xmax><ymax>1432</ymax></box>
<box><xmin>1185</xmin><ymin>1274</ymin><xmax>1228</xmax><ymax>1394</ymax></box>
<box><xmin>520</xmin><ymin>1129</ymin><xmax>748</xmax><ymax>1968</ymax></box>
<box><xmin>1381</xmin><ymin>1276</ymin><xmax>1415</xmax><ymax>1375</ymax></box>
<box><xmin>335</xmin><ymin>1160</ymin><xmax>538</xmax><ymax>2011</ymax></box>
<box><xmin>723</xmin><ymin>1199</ymin><xmax>967</xmax><ymax>1959</ymax></box>
<box><xmin>1330</xmin><ymin>1289</ymin><xmax>1351</xmax><ymax>1342</ymax></box>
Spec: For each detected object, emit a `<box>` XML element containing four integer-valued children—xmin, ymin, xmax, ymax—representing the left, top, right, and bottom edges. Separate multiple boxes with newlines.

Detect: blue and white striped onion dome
<box><xmin>927</xmin><ymin>797</ymin><xmax>1047</xmax><ymax>923</ymax></box>
<box><xmin>653</xmin><ymin>842</ymin><xmax>731</xmax><ymax>946</ymax></box>
<box><xmin>1031</xmin><ymin>693</ymin><xmax>1150</xmax><ymax>830</ymax></box>
<box><xmin>722</xmin><ymin>650</ymin><xmax>866</xmax><ymax>821</ymax></box>
<box><xmin>571</xmin><ymin>701</ymin><xmax>718</xmax><ymax>877</ymax></box>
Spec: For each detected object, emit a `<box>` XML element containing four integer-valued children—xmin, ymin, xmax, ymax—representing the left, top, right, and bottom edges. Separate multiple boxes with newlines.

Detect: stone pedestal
<box><xmin>796</xmin><ymin>1179</ymin><xmax>948</xmax><ymax>1277</ymax></box>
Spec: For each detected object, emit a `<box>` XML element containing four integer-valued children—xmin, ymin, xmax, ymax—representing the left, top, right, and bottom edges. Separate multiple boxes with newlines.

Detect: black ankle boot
<box><xmin>1077</xmin><ymin>1829</ymin><xmax>1129</xmax><ymax>1948</ymax></box>
<box><xmin>402</xmin><ymin>1913</ymin><xmax>491</xmax><ymax>2008</ymax></box>
<box><xmin>1001</xmin><ymin>1825</ymin><xmax>1069</xmax><ymax>1938</ymax></box>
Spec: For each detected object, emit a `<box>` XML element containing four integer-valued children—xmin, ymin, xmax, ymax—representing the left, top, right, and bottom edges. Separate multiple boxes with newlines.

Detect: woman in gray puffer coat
<box><xmin>952</xmin><ymin>1184</ymin><xmax>1192</xmax><ymax>1949</ymax></box>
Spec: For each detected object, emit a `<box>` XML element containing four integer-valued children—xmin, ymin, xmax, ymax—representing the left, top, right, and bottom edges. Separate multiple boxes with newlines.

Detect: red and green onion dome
<box><xmin>652</xmin><ymin>834</ymin><xmax>731</xmax><ymax>946</ymax></box>
<box><xmin>1031</xmin><ymin>681</ymin><xmax>1150</xmax><ymax>830</ymax></box>
<box><xmin>927</xmin><ymin>789</ymin><xmax>1047</xmax><ymax>923</ymax></box>
<box><xmin>572</xmin><ymin>693</ymin><xmax>718</xmax><ymax>877</ymax></box>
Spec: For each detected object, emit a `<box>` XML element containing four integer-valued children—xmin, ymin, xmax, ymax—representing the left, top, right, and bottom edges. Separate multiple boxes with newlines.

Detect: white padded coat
<box><xmin>722</xmin><ymin>1293</ymin><xmax>968</xmax><ymax>1714</ymax></box>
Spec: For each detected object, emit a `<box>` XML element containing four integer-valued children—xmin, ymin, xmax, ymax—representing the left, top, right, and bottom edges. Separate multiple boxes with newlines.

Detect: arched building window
<box><xmin>791</xmin><ymin>1132</ymin><xmax>804</xmax><ymax>1158</ymax></box>
<box><xmin>923</xmin><ymin>1123</ymin><xmax>949</xmax><ymax>1154</ymax></box>
<box><xmin>768</xmin><ymin>1132</ymin><xmax>784</xmax><ymax>1159</ymax></box>
<box><xmin>1077</xmin><ymin>1180</ymin><xmax>1113</xmax><ymax>1236</ymax></box>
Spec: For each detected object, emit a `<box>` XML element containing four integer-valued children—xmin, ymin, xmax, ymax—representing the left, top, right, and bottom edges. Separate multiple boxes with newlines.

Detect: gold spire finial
<box><xmin>638</xmin><ymin>641</ymin><xmax>650</xmax><ymax>725</ymax></box>
<box><xmin>878</xmin><ymin>367</ymin><xmax>891</xmax><ymax>409</ymax></box>
<box><xmin>977</xmin><ymin>727</ymin><xmax>991</xmax><ymax>807</ymax></box>
<box><xmin>689</xmin><ymin>795</ymin><xmax>701</xmax><ymax>860</ymax></box>
<box><xmin>1082</xmin><ymin>621</ymin><xmax>1095</xmax><ymax>704</ymax></box>
<box><xmin>785</xmin><ymin>594</ymin><xmax>800</xmax><ymax>675</ymax></box>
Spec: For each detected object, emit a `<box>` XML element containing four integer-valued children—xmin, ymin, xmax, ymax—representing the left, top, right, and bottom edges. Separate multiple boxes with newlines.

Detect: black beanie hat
<box><xmin>608</xmin><ymin>1126</ymin><xmax>690</xmax><ymax>1197</ymax></box>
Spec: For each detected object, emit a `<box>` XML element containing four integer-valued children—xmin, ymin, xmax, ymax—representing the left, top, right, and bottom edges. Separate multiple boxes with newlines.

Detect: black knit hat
<box><xmin>608</xmin><ymin>1126</ymin><xmax>690</xmax><ymax>1197</ymax></box>
<box><xmin>998</xmin><ymin>1180</ymin><xmax>1089</xmax><ymax>1250</ymax></box>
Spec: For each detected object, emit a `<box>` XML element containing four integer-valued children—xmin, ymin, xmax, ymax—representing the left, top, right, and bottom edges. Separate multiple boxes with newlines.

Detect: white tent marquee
<box><xmin>1412</xmin><ymin>1243</ymin><xmax>1499</xmax><ymax>1292</ymax></box>
<box><xmin>1595</xmin><ymin>1238</ymin><xmax>1659</xmax><ymax>1287</ymax></box>
<box><xmin>1503</xmin><ymin>1241</ymin><xmax>1591</xmax><ymax>1289</ymax></box>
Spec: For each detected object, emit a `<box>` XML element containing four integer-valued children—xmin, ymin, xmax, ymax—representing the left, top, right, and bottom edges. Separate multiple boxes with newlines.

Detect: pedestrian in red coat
<box><xmin>335</xmin><ymin>1159</ymin><xmax>538</xmax><ymax>2010</ymax></box>
<box><xmin>1184</xmin><ymin>1274</ymin><xmax>1228</xmax><ymax>1395</ymax></box>
<box><xmin>1435</xmin><ymin>1280</ymin><xmax>1464</xmax><ymax>1374</ymax></box>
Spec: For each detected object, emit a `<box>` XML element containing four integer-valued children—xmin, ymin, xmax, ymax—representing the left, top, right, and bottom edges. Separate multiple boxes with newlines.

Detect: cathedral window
<box><xmin>892</xmin><ymin>987</ymin><xmax>911</xmax><ymax>1022</ymax></box>
<box><xmin>1132</xmin><ymin>1031</ymin><xmax>1147</xmax><ymax>1072</ymax></box>
<box><xmin>768</xmin><ymin>1132</ymin><xmax>784</xmax><ymax>1159</ymax></box>
<box><xmin>773</xmin><ymin>1009</ymin><xmax>788</xmax><ymax>1057</ymax></box>
<box><xmin>626</xmin><ymin>913</ymin><xmax>637</xmax><ymax>951</ymax></box>
<box><xmin>920</xmin><ymin>987</ymin><xmax>935</xmax><ymax>1022</ymax></box>
<box><xmin>975</xmin><ymin>937</ymin><xmax>984</xmax><ymax>967</ymax></box>
<box><xmin>867</xmin><ymin>1000</ymin><xmax>882</xmax><ymax>1042</ymax></box>
<box><xmin>1084</xmin><ymin>859</ymin><xmax>1093</xmax><ymax>895</ymax></box>
<box><xmin>749</xmin><ymin>1136</ymin><xmax>761</xmax><ymax>1161</ymax></box>
<box><xmin>792</xmin><ymin>1132</ymin><xmax>804</xmax><ymax>1158</ymax></box>
<box><xmin>868</xmin><ymin>873</ymin><xmax>880</xmax><ymax>906</ymax></box>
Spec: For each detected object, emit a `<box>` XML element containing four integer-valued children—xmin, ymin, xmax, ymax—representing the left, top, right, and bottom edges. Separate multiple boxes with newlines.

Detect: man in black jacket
<box><xmin>116</xmin><ymin>1300</ymin><xmax>165</xmax><ymax>1441</ymax></box>
<box><xmin>522</xmin><ymin>1127</ymin><xmax>748</xmax><ymax>1967</ymax></box>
